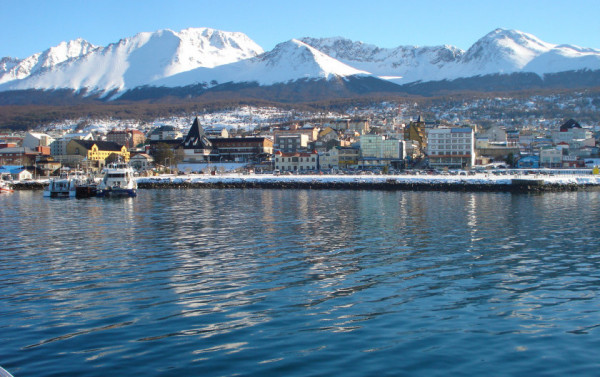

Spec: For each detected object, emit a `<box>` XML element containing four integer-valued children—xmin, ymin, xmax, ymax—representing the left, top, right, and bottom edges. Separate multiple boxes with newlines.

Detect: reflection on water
<box><xmin>1</xmin><ymin>190</ymin><xmax>600</xmax><ymax>376</ymax></box>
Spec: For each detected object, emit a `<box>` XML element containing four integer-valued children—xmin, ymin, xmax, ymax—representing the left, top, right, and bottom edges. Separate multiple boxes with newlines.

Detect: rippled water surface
<box><xmin>2</xmin><ymin>189</ymin><xmax>600</xmax><ymax>376</ymax></box>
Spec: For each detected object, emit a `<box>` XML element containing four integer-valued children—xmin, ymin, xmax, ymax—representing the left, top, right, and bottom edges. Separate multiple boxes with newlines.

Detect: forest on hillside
<box><xmin>0</xmin><ymin>86</ymin><xmax>599</xmax><ymax>131</ymax></box>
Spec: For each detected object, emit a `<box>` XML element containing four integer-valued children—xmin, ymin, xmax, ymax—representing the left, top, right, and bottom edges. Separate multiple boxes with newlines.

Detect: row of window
<box><xmin>429</xmin><ymin>139</ymin><xmax>471</xmax><ymax>144</ymax></box>
<box><xmin>429</xmin><ymin>133</ymin><xmax>471</xmax><ymax>139</ymax></box>
<box><xmin>275</xmin><ymin>157</ymin><xmax>316</xmax><ymax>162</ymax></box>
<box><xmin>429</xmin><ymin>145</ymin><xmax>471</xmax><ymax>151</ymax></box>
<box><xmin>275</xmin><ymin>165</ymin><xmax>316</xmax><ymax>171</ymax></box>
<box><xmin>429</xmin><ymin>151</ymin><xmax>472</xmax><ymax>155</ymax></box>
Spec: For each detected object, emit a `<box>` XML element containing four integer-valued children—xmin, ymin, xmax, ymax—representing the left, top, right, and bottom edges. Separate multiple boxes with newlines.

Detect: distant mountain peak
<box><xmin>0</xmin><ymin>27</ymin><xmax>599</xmax><ymax>101</ymax></box>
<box><xmin>0</xmin><ymin>38</ymin><xmax>97</xmax><ymax>84</ymax></box>
<box><xmin>259</xmin><ymin>38</ymin><xmax>367</xmax><ymax>78</ymax></box>
<box><xmin>149</xmin><ymin>38</ymin><xmax>370</xmax><ymax>89</ymax></box>
<box><xmin>0</xmin><ymin>27</ymin><xmax>264</xmax><ymax>93</ymax></box>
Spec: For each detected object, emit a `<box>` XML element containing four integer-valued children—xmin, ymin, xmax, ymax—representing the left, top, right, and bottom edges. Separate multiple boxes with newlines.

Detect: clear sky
<box><xmin>1</xmin><ymin>0</ymin><xmax>599</xmax><ymax>58</ymax></box>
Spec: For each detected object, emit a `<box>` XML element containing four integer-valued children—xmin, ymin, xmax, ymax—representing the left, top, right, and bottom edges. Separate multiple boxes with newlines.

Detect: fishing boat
<box><xmin>96</xmin><ymin>161</ymin><xmax>137</xmax><ymax>197</ymax></box>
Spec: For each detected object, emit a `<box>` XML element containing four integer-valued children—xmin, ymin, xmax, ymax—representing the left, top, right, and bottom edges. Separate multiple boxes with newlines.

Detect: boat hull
<box><xmin>43</xmin><ymin>190</ymin><xmax>75</xmax><ymax>198</ymax></box>
<box><xmin>96</xmin><ymin>188</ymin><xmax>137</xmax><ymax>198</ymax></box>
<box><xmin>1</xmin><ymin>180</ymin><xmax>13</xmax><ymax>193</ymax></box>
<box><xmin>75</xmin><ymin>185</ymin><xmax>98</xmax><ymax>198</ymax></box>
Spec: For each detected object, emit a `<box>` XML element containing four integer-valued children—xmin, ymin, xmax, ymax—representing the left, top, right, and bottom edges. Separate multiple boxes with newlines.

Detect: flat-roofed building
<box><xmin>427</xmin><ymin>127</ymin><xmax>475</xmax><ymax>168</ymax></box>
<box><xmin>274</xmin><ymin>151</ymin><xmax>318</xmax><ymax>172</ymax></box>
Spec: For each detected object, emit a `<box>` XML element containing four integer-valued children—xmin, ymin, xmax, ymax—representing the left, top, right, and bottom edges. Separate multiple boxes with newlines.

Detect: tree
<box><xmin>153</xmin><ymin>143</ymin><xmax>174</xmax><ymax>166</ymax></box>
<box><xmin>505</xmin><ymin>152</ymin><xmax>516</xmax><ymax>167</ymax></box>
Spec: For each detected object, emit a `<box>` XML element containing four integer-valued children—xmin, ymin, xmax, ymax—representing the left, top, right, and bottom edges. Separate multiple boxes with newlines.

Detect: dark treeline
<box><xmin>1</xmin><ymin>85</ymin><xmax>599</xmax><ymax>131</ymax></box>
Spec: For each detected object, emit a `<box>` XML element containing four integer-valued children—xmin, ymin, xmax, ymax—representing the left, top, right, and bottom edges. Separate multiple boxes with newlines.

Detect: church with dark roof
<box><xmin>181</xmin><ymin>117</ymin><xmax>214</xmax><ymax>162</ymax></box>
<box><xmin>181</xmin><ymin>118</ymin><xmax>273</xmax><ymax>163</ymax></box>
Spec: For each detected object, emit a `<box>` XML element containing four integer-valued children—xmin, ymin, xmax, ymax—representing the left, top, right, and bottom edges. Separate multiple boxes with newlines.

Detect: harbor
<box><xmin>6</xmin><ymin>170</ymin><xmax>600</xmax><ymax>193</ymax></box>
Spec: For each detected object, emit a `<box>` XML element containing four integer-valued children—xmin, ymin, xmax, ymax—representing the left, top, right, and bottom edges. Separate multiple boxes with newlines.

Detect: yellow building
<box><xmin>67</xmin><ymin>139</ymin><xmax>130</xmax><ymax>162</ymax></box>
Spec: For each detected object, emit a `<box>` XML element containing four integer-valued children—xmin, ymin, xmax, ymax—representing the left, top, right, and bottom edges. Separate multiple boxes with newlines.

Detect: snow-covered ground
<box><xmin>40</xmin><ymin>105</ymin><xmax>329</xmax><ymax>135</ymax></box>
<box><xmin>137</xmin><ymin>172</ymin><xmax>600</xmax><ymax>186</ymax></box>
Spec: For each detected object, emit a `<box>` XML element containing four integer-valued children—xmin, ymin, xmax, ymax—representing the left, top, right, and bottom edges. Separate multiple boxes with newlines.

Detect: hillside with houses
<box><xmin>1</xmin><ymin>102</ymin><xmax>600</xmax><ymax>182</ymax></box>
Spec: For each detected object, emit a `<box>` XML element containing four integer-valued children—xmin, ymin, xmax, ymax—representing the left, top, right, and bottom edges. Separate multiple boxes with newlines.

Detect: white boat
<box><xmin>0</xmin><ymin>366</ymin><xmax>14</xmax><ymax>377</ymax></box>
<box><xmin>43</xmin><ymin>173</ymin><xmax>88</xmax><ymax>198</ymax></box>
<box><xmin>0</xmin><ymin>179</ymin><xmax>13</xmax><ymax>193</ymax></box>
<box><xmin>96</xmin><ymin>161</ymin><xmax>137</xmax><ymax>197</ymax></box>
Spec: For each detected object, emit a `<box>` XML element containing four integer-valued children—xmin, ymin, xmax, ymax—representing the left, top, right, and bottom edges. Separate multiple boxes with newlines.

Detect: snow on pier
<box><xmin>136</xmin><ymin>172</ymin><xmax>600</xmax><ymax>192</ymax></box>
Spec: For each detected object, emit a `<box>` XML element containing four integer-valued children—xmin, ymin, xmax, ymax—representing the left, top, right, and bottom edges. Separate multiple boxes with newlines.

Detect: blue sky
<box><xmin>1</xmin><ymin>0</ymin><xmax>599</xmax><ymax>58</ymax></box>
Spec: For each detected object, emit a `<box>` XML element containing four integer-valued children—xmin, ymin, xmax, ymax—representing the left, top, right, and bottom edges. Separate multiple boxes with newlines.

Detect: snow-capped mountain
<box><xmin>0</xmin><ymin>39</ymin><xmax>98</xmax><ymax>84</ymax></box>
<box><xmin>301</xmin><ymin>28</ymin><xmax>600</xmax><ymax>84</ymax></box>
<box><xmin>460</xmin><ymin>28</ymin><xmax>600</xmax><ymax>76</ymax></box>
<box><xmin>150</xmin><ymin>39</ymin><xmax>369</xmax><ymax>88</ymax></box>
<box><xmin>300</xmin><ymin>37</ymin><xmax>464</xmax><ymax>82</ymax></box>
<box><xmin>0</xmin><ymin>27</ymin><xmax>263</xmax><ymax>94</ymax></box>
<box><xmin>0</xmin><ymin>27</ymin><xmax>599</xmax><ymax>101</ymax></box>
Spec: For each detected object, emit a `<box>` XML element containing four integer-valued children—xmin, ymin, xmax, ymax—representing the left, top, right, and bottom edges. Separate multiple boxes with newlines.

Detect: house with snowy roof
<box><xmin>552</xmin><ymin>119</ymin><xmax>593</xmax><ymax>144</ymax></box>
<box><xmin>23</xmin><ymin>132</ymin><xmax>54</xmax><ymax>150</ymax></box>
<box><xmin>10</xmin><ymin>167</ymin><xmax>32</xmax><ymax>181</ymax></box>
<box><xmin>148</xmin><ymin>125</ymin><xmax>183</xmax><ymax>141</ymax></box>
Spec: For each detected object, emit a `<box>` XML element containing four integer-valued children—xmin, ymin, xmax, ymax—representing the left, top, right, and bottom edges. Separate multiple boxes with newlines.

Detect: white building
<box><xmin>540</xmin><ymin>147</ymin><xmax>563</xmax><ymax>168</ymax></box>
<box><xmin>130</xmin><ymin>153</ymin><xmax>155</xmax><ymax>170</ymax></box>
<box><xmin>148</xmin><ymin>125</ymin><xmax>183</xmax><ymax>141</ymax></box>
<box><xmin>320</xmin><ymin>148</ymin><xmax>339</xmax><ymax>170</ymax></box>
<box><xmin>358</xmin><ymin>134</ymin><xmax>405</xmax><ymax>169</ymax></box>
<box><xmin>552</xmin><ymin>128</ymin><xmax>593</xmax><ymax>144</ymax></box>
<box><xmin>426</xmin><ymin>127</ymin><xmax>475</xmax><ymax>168</ymax></box>
<box><xmin>50</xmin><ymin>132</ymin><xmax>94</xmax><ymax>156</ymax></box>
<box><xmin>482</xmin><ymin>126</ymin><xmax>507</xmax><ymax>143</ymax></box>
<box><xmin>23</xmin><ymin>132</ymin><xmax>54</xmax><ymax>150</ymax></box>
<box><xmin>360</xmin><ymin>134</ymin><xmax>404</xmax><ymax>159</ymax></box>
<box><xmin>274</xmin><ymin>151</ymin><xmax>318</xmax><ymax>172</ymax></box>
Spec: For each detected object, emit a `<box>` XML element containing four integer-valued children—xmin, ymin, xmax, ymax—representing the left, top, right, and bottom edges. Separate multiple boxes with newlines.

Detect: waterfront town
<box><xmin>1</xmin><ymin>110</ymin><xmax>600</xmax><ymax>182</ymax></box>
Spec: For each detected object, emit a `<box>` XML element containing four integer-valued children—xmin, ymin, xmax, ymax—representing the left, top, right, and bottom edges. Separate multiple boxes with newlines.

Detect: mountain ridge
<box><xmin>0</xmin><ymin>27</ymin><xmax>599</xmax><ymax>104</ymax></box>
<box><xmin>0</xmin><ymin>27</ymin><xmax>263</xmax><ymax>95</ymax></box>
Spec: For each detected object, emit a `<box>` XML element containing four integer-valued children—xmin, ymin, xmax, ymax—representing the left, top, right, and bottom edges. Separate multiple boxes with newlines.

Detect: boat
<box><xmin>0</xmin><ymin>366</ymin><xmax>14</xmax><ymax>377</ymax></box>
<box><xmin>96</xmin><ymin>161</ymin><xmax>137</xmax><ymax>198</ymax></box>
<box><xmin>0</xmin><ymin>179</ymin><xmax>13</xmax><ymax>193</ymax></box>
<box><xmin>43</xmin><ymin>173</ymin><xmax>87</xmax><ymax>198</ymax></box>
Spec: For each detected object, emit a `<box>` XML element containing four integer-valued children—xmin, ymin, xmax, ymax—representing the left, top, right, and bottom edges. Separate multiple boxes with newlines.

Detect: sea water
<box><xmin>1</xmin><ymin>189</ymin><xmax>600</xmax><ymax>376</ymax></box>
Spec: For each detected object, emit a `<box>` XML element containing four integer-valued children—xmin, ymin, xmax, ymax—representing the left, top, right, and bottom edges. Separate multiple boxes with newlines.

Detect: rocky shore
<box><xmin>136</xmin><ymin>174</ymin><xmax>600</xmax><ymax>193</ymax></box>
<box><xmin>136</xmin><ymin>180</ymin><xmax>587</xmax><ymax>192</ymax></box>
<box><xmin>9</xmin><ymin>174</ymin><xmax>600</xmax><ymax>193</ymax></box>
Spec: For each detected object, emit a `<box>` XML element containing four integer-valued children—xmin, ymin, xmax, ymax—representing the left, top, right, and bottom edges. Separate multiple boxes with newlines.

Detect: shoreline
<box><xmin>9</xmin><ymin>173</ymin><xmax>600</xmax><ymax>193</ymax></box>
<box><xmin>135</xmin><ymin>175</ymin><xmax>598</xmax><ymax>193</ymax></box>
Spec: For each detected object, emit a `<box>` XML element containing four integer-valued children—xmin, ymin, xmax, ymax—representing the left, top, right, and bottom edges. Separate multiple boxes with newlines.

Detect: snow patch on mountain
<box><xmin>0</xmin><ymin>27</ymin><xmax>263</xmax><ymax>93</ymax></box>
<box><xmin>300</xmin><ymin>36</ymin><xmax>465</xmax><ymax>83</ymax></box>
<box><xmin>0</xmin><ymin>27</ymin><xmax>599</xmax><ymax>96</ymax></box>
<box><xmin>0</xmin><ymin>38</ymin><xmax>98</xmax><ymax>84</ymax></box>
<box><xmin>150</xmin><ymin>39</ymin><xmax>369</xmax><ymax>88</ymax></box>
<box><xmin>303</xmin><ymin>29</ymin><xmax>600</xmax><ymax>84</ymax></box>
